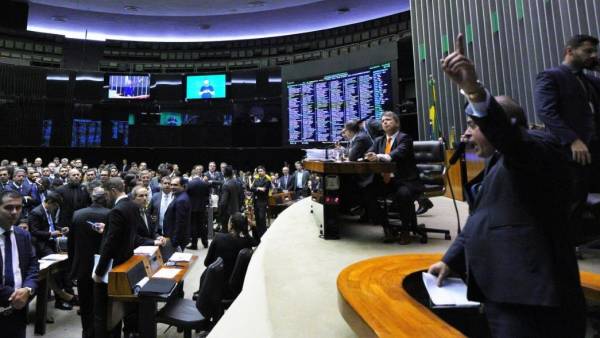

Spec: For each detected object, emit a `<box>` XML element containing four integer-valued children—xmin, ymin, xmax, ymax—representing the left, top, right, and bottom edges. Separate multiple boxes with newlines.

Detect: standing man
<box><xmin>218</xmin><ymin>166</ymin><xmax>244</xmax><ymax>233</ymax></box>
<box><xmin>71</xmin><ymin>187</ymin><xmax>110</xmax><ymax>338</ymax></box>
<box><xmin>535</xmin><ymin>34</ymin><xmax>600</xmax><ymax>234</ymax></box>
<box><xmin>93</xmin><ymin>178</ymin><xmax>139</xmax><ymax>337</ymax></box>
<box><xmin>251</xmin><ymin>166</ymin><xmax>271</xmax><ymax>240</ymax></box>
<box><xmin>429</xmin><ymin>34</ymin><xmax>585</xmax><ymax>337</ymax></box>
<box><xmin>163</xmin><ymin>177</ymin><xmax>192</xmax><ymax>251</ymax></box>
<box><xmin>279</xmin><ymin>166</ymin><xmax>293</xmax><ymax>193</ymax></box>
<box><xmin>6</xmin><ymin>168</ymin><xmax>39</xmax><ymax>219</ymax></box>
<box><xmin>291</xmin><ymin>161</ymin><xmax>309</xmax><ymax>197</ymax></box>
<box><xmin>187</xmin><ymin>177</ymin><xmax>211</xmax><ymax>249</ymax></box>
<box><xmin>0</xmin><ymin>191</ymin><xmax>38</xmax><ymax>338</ymax></box>
<box><xmin>365</xmin><ymin>111</ymin><xmax>423</xmax><ymax>243</ymax></box>
<box><xmin>148</xmin><ymin>176</ymin><xmax>173</xmax><ymax>236</ymax></box>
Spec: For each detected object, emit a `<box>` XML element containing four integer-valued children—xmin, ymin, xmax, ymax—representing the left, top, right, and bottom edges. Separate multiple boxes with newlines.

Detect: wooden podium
<box><xmin>303</xmin><ymin>160</ymin><xmax>395</xmax><ymax>239</ymax></box>
<box><xmin>338</xmin><ymin>254</ymin><xmax>600</xmax><ymax>337</ymax></box>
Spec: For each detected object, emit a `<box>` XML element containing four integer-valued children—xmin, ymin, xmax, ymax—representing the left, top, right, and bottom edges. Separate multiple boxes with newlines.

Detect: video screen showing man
<box><xmin>199</xmin><ymin>79</ymin><xmax>215</xmax><ymax>99</ymax></box>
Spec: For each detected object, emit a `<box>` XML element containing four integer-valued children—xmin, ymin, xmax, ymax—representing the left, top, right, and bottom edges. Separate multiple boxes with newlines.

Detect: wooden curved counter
<box><xmin>338</xmin><ymin>254</ymin><xmax>600</xmax><ymax>338</ymax></box>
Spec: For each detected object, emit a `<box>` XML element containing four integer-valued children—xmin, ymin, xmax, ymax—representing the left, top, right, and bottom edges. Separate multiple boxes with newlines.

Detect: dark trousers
<box><xmin>254</xmin><ymin>202</ymin><xmax>267</xmax><ymax>239</ymax></box>
<box><xmin>78</xmin><ymin>276</ymin><xmax>95</xmax><ymax>338</ymax></box>
<box><xmin>570</xmin><ymin>140</ymin><xmax>600</xmax><ymax>244</ymax></box>
<box><xmin>190</xmin><ymin>210</ymin><xmax>208</xmax><ymax>247</ymax></box>
<box><xmin>0</xmin><ymin>309</ymin><xmax>26</xmax><ymax>338</ymax></box>
<box><xmin>94</xmin><ymin>283</ymin><xmax>121</xmax><ymax>338</ymax></box>
<box><xmin>484</xmin><ymin>302</ymin><xmax>585</xmax><ymax>338</ymax></box>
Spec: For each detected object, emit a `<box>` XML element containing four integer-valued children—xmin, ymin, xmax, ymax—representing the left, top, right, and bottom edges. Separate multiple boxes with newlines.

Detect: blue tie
<box><xmin>4</xmin><ymin>230</ymin><xmax>14</xmax><ymax>288</ymax></box>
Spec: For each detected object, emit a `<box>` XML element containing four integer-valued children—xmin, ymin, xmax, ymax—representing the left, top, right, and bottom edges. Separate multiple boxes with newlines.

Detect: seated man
<box><xmin>364</xmin><ymin>111</ymin><xmax>424</xmax><ymax>243</ymax></box>
<box><xmin>28</xmin><ymin>191</ymin><xmax>74</xmax><ymax>310</ymax></box>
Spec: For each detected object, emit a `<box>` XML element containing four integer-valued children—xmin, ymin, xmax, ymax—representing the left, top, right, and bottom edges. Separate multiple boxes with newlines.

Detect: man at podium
<box><xmin>428</xmin><ymin>34</ymin><xmax>585</xmax><ymax>337</ymax></box>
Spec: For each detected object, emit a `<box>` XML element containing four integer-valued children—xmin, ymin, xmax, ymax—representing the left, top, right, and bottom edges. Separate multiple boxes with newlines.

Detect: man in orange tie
<box><xmin>365</xmin><ymin>111</ymin><xmax>424</xmax><ymax>243</ymax></box>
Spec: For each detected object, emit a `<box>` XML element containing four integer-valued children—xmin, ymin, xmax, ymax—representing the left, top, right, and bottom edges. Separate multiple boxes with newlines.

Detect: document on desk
<box><xmin>134</xmin><ymin>246</ymin><xmax>159</xmax><ymax>255</ymax></box>
<box><xmin>152</xmin><ymin>268</ymin><xmax>182</xmax><ymax>279</ymax></box>
<box><xmin>168</xmin><ymin>252</ymin><xmax>193</xmax><ymax>262</ymax></box>
<box><xmin>422</xmin><ymin>272</ymin><xmax>480</xmax><ymax>307</ymax></box>
<box><xmin>92</xmin><ymin>254</ymin><xmax>112</xmax><ymax>284</ymax></box>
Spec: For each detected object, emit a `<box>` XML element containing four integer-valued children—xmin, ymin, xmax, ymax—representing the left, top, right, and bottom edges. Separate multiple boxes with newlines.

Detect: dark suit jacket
<box><xmin>278</xmin><ymin>175</ymin><xmax>294</xmax><ymax>192</ymax></box>
<box><xmin>28</xmin><ymin>204</ymin><xmax>59</xmax><ymax>257</ymax></box>
<box><xmin>219</xmin><ymin>179</ymin><xmax>244</xmax><ymax>216</ymax></box>
<box><xmin>535</xmin><ymin>64</ymin><xmax>600</xmax><ymax>146</ymax></box>
<box><xmin>55</xmin><ymin>183</ymin><xmax>91</xmax><ymax>227</ymax></box>
<box><xmin>163</xmin><ymin>192</ymin><xmax>191</xmax><ymax>249</ymax></box>
<box><xmin>187</xmin><ymin>179</ymin><xmax>210</xmax><ymax>213</ymax></box>
<box><xmin>204</xmin><ymin>170</ymin><xmax>224</xmax><ymax>194</ymax></box>
<box><xmin>367</xmin><ymin>131</ymin><xmax>423</xmax><ymax>195</ymax></box>
<box><xmin>5</xmin><ymin>182</ymin><xmax>39</xmax><ymax>218</ymax></box>
<box><xmin>134</xmin><ymin>208</ymin><xmax>157</xmax><ymax>247</ymax></box>
<box><xmin>348</xmin><ymin>131</ymin><xmax>373</xmax><ymax>161</ymax></box>
<box><xmin>204</xmin><ymin>233</ymin><xmax>255</xmax><ymax>288</ymax></box>
<box><xmin>291</xmin><ymin>170</ymin><xmax>310</xmax><ymax>192</ymax></box>
<box><xmin>71</xmin><ymin>204</ymin><xmax>110</xmax><ymax>279</ymax></box>
<box><xmin>94</xmin><ymin>197</ymin><xmax>139</xmax><ymax>277</ymax></box>
<box><xmin>0</xmin><ymin>227</ymin><xmax>39</xmax><ymax>307</ymax></box>
<box><xmin>251</xmin><ymin>177</ymin><xmax>271</xmax><ymax>206</ymax></box>
<box><xmin>443</xmin><ymin>97</ymin><xmax>582</xmax><ymax>308</ymax></box>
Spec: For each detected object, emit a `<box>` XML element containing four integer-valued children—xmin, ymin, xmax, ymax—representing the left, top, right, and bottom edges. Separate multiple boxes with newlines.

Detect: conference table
<box><xmin>303</xmin><ymin>160</ymin><xmax>396</xmax><ymax>239</ymax></box>
<box><xmin>337</xmin><ymin>254</ymin><xmax>600</xmax><ymax>337</ymax></box>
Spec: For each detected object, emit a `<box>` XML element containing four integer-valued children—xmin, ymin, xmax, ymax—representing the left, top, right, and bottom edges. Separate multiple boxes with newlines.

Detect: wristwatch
<box><xmin>24</xmin><ymin>287</ymin><xmax>33</xmax><ymax>296</ymax></box>
<box><xmin>463</xmin><ymin>81</ymin><xmax>486</xmax><ymax>102</ymax></box>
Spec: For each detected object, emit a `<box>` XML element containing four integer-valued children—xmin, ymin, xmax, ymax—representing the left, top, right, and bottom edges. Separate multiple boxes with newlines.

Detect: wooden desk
<box><xmin>34</xmin><ymin>256</ymin><xmax>69</xmax><ymax>335</ymax></box>
<box><xmin>303</xmin><ymin>160</ymin><xmax>396</xmax><ymax>239</ymax></box>
<box><xmin>338</xmin><ymin>254</ymin><xmax>600</xmax><ymax>338</ymax></box>
<box><xmin>106</xmin><ymin>254</ymin><xmax>198</xmax><ymax>338</ymax></box>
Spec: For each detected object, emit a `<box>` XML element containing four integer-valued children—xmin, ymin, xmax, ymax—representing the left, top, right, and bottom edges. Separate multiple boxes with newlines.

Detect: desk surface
<box><xmin>303</xmin><ymin>160</ymin><xmax>395</xmax><ymax>174</ymax></box>
<box><xmin>338</xmin><ymin>254</ymin><xmax>600</xmax><ymax>338</ymax></box>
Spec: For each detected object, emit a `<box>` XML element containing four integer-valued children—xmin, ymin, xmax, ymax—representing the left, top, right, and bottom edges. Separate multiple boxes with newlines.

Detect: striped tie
<box><xmin>383</xmin><ymin>137</ymin><xmax>393</xmax><ymax>184</ymax></box>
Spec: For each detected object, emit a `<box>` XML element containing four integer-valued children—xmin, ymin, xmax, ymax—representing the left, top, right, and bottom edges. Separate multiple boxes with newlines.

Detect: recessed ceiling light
<box><xmin>199</xmin><ymin>24</ymin><xmax>211</xmax><ymax>30</ymax></box>
<box><xmin>248</xmin><ymin>0</ymin><xmax>266</xmax><ymax>7</ymax></box>
<box><xmin>337</xmin><ymin>7</ymin><xmax>350</xmax><ymax>14</ymax></box>
<box><xmin>51</xmin><ymin>16</ymin><xmax>67</xmax><ymax>22</ymax></box>
<box><xmin>124</xmin><ymin>5</ymin><xmax>139</xmax><ymax>12</ymax></box>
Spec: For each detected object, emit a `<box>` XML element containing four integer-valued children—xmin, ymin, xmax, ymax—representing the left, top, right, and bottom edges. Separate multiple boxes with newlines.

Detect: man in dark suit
<box><xmin>204</xmin><ymin>161</ymin><xmax>224</xmax><ymax>194</ymax></box>
<box><xmin>148</xmin><ymin>176</ymin><xmax>174</xmax><ymax>236</ymax></box>
<box><xmin>343</xmin><ymin>120</ymin><xmax>373</xmax><ymax>162</ymax></box>
<box><xmin>93</xmin><ymin>177</ymin><xmax>140</xmax><ymax>338</ymax></box>
<box><xmin>163</xmin><ymin>177</ymin><xmax>192</xmax><ymax>251</ymax></box>
<box><xmin>251</xmin><ymin>166</ymin><xmax>271</xmax><ymax>240</ymax></box>
<box><xmin>0</xmin><ymin>191</ymin><xmax>39</xmax><ymax>338</ymax></box>
<box><xmin>429</xmin><ymin>34</ymin><xmax>585</xmax><ymax>337</ymax></box>
<box><xmin>5</xmin><ymin>168</ymin><xmax>39</xmax><ymax>219</ymax></box>
<box><xmin>534</xmin><ymin>34</ymin><xmax>600</xmax><ymax>235</ymax></box>
<box><xmin>278</xmin><ymin>166</ymin><xmax>294</xmax><ymax>193</ymax></box>
<box><xmin>365</xmin><ymin>111</ymin><xmax>424</xmax><ymax>243</ymax></box>
<box><xmin>71</xmin><ymin>187</ymin><xmax>110</xmax><ymax>338</ymax></box>
<box><xmin>291</xmin><ymin>161</ymin><xmax>310</xmax><ymax>197</ymax></box>
<box><xmin>187</xmin><ymin>177</ymin><xmax>210</xmax><ymax>249</ymax></box>
<box><xmin>218</xmin><ymin>166</ymin><xmax>244</xmax><ymax>232</ymax></box>
<box><xmin>131</xmin><ymin>185</ymin><xmax>165</xmax><ymax>247</ymax></box>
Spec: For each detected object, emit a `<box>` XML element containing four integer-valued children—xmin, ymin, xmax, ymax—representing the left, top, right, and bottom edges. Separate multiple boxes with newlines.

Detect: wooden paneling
<box><xmin>303</xmin><ymin>160</ymin><xmax>396</xmax><ymax>174</ymax></box>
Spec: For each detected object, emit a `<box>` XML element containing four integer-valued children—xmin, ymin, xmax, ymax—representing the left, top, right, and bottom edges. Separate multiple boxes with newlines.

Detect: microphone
<box><xmin>449</xmin><ymin>141</ymin><xmax>467</xmax><ymax>165</ymax></box>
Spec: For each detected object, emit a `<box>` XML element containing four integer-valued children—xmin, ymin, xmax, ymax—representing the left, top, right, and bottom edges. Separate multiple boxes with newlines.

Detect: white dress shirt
<box><xmin>0</xmin><ymin>226</ymin><xmax>22</xmax><ymax>289</ymax></box>
<box><xmin>159</xmin><ymin>192</ymin><xmax>173</xmax><ymax>228</ymax></box>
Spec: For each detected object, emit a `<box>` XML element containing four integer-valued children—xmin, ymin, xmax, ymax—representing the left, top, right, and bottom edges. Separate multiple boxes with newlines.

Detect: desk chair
<box><xmin>222</xmin><ymin>248</ymin><xmax>253</xmax><ymax>309</ymax></box>
<box><xmin>413</xmin><ymin>140</ymin><xmax>452</xmax><ymax>241</ymax></box>
<box><xmin>157</xmin><ymin>257</ymin><xmax>225</xmax><ymax>338</ymax></box>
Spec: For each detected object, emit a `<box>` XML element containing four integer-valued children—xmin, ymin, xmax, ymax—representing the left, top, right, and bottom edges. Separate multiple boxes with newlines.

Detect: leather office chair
<box><xmin>412</xmin><ymin>140</ymin><xmax>452</xmax><ymax>241</ymax></box>
<box><xmin>157</xmin><ymin>257</ymin><xmax>225</xmax><ymax>338</ymax></box>
<box><xmin>222</xmin><ymin>248</ymin><xmax>254</xmax><ymax>309</ymax></box>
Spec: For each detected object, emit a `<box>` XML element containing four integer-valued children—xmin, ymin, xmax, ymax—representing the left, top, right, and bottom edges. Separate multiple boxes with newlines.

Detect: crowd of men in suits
<box><xmin>0</xmin><ymin>155</ymin><xmax>317</xmax><ymax>336</ymax></box>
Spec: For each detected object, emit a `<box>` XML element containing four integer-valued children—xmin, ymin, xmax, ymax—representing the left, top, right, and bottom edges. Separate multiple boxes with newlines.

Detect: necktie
<box><xmin>141</xmin><ymin>210</ymin><xmax>148</xmax><ymax>230</ymax></box>
<box><xmin>46</xmin><ymin>209</ymin><xmax>55</xmax><ymax>232</ymax></box>
<box><xmin>4</xmin><ymin>230</ymin><xmax>14</xmax><ymax>287</ymax></box>
<box><xmin>383</xmin><ymin>137</ymin><xmax>393</xmax><ymax>184</ymax></box>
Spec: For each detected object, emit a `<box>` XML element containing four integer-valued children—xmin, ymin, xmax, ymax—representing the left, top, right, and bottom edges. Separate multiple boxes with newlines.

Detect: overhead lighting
<box><xmin>124</xmin><ymin>5</ymin><xmax>139</xmax><ymax>12</ymax></box>
<box><xmin>248</xmin><ymin>0</ymin><xmax>266</xmax><ymax>7</ymax></box>
<box><xmin>51</xmin><ymin>16</ymin><xmax>67</xmax><ymax>22</ymax></box>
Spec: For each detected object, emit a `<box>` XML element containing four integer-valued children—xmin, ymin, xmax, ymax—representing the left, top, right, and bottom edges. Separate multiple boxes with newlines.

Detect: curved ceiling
<box><xmin>26</xmin><ymin>0</ymin><xmax>410</xmax><ymax>42</ymax></box>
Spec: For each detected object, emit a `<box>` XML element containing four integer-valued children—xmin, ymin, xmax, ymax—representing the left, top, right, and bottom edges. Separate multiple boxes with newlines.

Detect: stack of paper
<box><xmin>422</xmin><ymin>272</ymin><xmax>480</xmax><ymax>307</ymax></box>
<box><xmin>168</xmin><ymin>252</ymin><xmax>193</xmax><ymax>262</ymax></box>
<box><xmin>304</xmin><ymin>149</ymin><xmax>328</xmax><ymax>161</ymax></box>
<box><xmin>152</xmin><ymin>268</ymin><xmax>182</xmax><ymax>279</ymax></box>
<box><xmin>134</xmin><ymin>246</ymin><xmax>159</xmax><ymax>255</ymax></box>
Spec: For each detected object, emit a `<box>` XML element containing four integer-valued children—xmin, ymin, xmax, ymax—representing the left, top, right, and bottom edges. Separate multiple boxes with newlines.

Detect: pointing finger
<box><xmin>455</xmin><ymin>33</ymin><xmax>465</xmax><ymax>55</ymax></box>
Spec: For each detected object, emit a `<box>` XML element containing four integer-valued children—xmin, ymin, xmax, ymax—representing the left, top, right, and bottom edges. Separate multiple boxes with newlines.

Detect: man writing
<box><xmin>428</xmin><ymin>34</ymin><xmax>585</xmax><ymax>337</ymax></box>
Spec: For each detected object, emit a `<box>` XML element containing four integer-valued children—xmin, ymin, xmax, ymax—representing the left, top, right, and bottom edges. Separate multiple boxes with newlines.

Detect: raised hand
<box><xmin>441</xmin><ymin>34</ymin><xmax>481</xmax><ymax>94</ymax></box>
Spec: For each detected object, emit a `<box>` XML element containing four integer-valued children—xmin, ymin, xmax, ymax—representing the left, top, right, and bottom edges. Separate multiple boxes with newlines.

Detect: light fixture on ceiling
<box><xmin>51</xmin><ymin>16</ymin><xmax>67</xmax><ymax>22</ymax></box>
<box><xmin>199</xmin><ymin>24</ymin><xmax>211</xmax><ymax>30</ymax></box>
<box><xmin>337</xmin><ymin>7</ymin><xmax>350</xmax><ymax>14</ymax></box>
<box><xmin>124</xmin><ymin>5</ymin><xmax>139</xmax><ymax>12</ymax></box>
<box><xmin>248</xmin><ymin>0</ymin><xmax>266</xmax><ymax>7</ymax></box>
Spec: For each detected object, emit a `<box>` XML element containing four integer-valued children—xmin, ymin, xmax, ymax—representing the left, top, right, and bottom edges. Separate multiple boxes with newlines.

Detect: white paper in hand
<box><xmin>422</xmin><ymin>272</ymin><xmax>480</xmax><ymax>307</ymax></box>
<box><xmin>92</xmin><ymin>254</ymin><xmax>112</xmax><ymax>284</ymax></box>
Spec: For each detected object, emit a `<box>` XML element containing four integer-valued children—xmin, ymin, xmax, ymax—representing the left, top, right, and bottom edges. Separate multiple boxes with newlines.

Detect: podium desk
<box><xmin>303</xmin><ymin>160</ymin><xmax>395</xmax><ymax>239</ymax></box>
<box><xmin>338</xmin><ymin>254</ymin><xmax>600</xmax><ymax>338</ymax></box>
<box><xmin>34</xmin><ymin>255</ymin><xmax>69</xmax><ymax>335</ymax></box>
<box><xmin>107</xmin><ymin>253</ymin><xmax>198</xmax><ymax>338</ymax></box>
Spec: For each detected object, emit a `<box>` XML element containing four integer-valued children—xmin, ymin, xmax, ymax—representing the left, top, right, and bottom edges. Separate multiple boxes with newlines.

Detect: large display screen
<box><xmin>186</xmin><ymin>74</ymin><xmax>226</xmax><ymax>100</ymax></box>
<box><xmin>71</xmin><ymin>119</ymin><xmax>101</xmax><ymax>147</ymax></box>
<box><xmin>286</xmin><ymin>62</ymin><xmax>393</xmax><ymax>144</ymax></box>
<box><xmin>159</xmin><ymin>112</ymin><xmax>182</xmax><ymax>126</ymax></box>
<box><xmin>108</xmin><ymin>75</ymin><xmax>150</xmax><ymax>99</ymax></box>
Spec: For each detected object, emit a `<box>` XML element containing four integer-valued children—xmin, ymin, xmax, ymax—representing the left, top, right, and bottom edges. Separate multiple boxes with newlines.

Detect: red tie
<box><xmin>383</xmin><ymin>137</ymin><xmax>393</xmax><ymax>184</ymax></box>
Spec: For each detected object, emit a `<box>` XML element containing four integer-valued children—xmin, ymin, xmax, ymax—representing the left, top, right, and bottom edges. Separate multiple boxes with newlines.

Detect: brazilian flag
<box><xmin>427</xmin><ymin>75</ymin><xmax>442</xmax><ymax>140</ymax></box>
